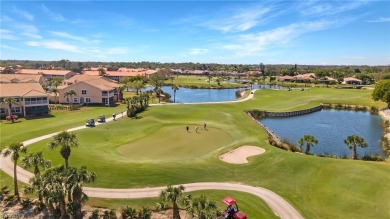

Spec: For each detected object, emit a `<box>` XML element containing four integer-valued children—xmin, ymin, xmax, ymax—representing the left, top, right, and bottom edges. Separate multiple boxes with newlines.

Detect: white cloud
<box><xmin>0</xmin><ymin>29</ymin><xmax>18</xmax><ymax>40</ymax></box>
<box><xmin>25</xmin><ymin>40</ymin><xmax>81</xmax><ymax>53</ymax></box>
<box><xmin>107</xmin><ymin>47</ymin><xmax>128</xmax><ymax>54</ymax></box>
<box><xmin>223</xmin><ymin>19</ymin><xmax>345</xmax><ymax>57</ymax></box>
<box><xmin>22</xmin><ymin>32</ymin><xmax>42</xmax><ymax>39</ymax></box>
<box><xmin>48</xmin><ymin>31</ymin><xmax>89</xmax><ymax>43</ymax></box>
<box><xmin>367</xmin><ymin>17</ymin><xmax>390</xmax><ymax>23</ymax></box>
<box><xmin>300</xmin><ymin>1</ymin><xmax>368</xmax><ymax>17</ymax></box>
<box><xmin>203</xmin><ymin>6</ymin><xmax>273</xmax><ymax>33</ymax></box>
<box><xmin>188</xmin><ymin>48</ymin><xmax>209</xmax><ymax>55</ymax></box>
<box><xmin>13</xmin><ymin>23</ymin><xmax>38</xmax><ymax>34</ymax></box>
<box><xmin>11</xmin><ymin>7</ymin><xmax>34</xmax><ymax>21</ymax></box>
<box><xmin>41</xmin><ymin>4</ymin><xmax>64</xmax><ymax>22</ymax></box>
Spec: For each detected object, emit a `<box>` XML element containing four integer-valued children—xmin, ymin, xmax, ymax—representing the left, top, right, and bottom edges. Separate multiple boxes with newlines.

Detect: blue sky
<box><xmin>1</xmin><ymin>0</ymin><xmax>389</xmax><ymax>65</ymax></box>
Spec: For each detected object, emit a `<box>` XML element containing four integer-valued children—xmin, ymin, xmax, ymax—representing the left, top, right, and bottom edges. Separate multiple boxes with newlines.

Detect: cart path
<box><xmin>0</xmin><ymin>89</ymin><xmax>304</xmax><ymax>219</ymax></box>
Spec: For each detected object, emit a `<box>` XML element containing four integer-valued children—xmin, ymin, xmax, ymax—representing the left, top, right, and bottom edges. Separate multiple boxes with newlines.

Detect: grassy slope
<box><xmin>1</xmin><ymin>88</ymin><xmax>389</xmax><ymax>219</ymax></box>
<box><xmin>88</xmin><ymin>190</ymin><xmax>278</xmax><ymax>219</ymax></box>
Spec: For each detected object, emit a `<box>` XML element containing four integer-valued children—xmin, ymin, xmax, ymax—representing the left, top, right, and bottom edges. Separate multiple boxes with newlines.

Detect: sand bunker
<box><xmin>219</xmin><ymin>146</ymin><xmax>265</xmax><ymax>164</ymax></box>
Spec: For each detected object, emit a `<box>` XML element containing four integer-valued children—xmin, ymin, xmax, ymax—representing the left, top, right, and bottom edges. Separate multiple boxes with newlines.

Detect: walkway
<box><xmin>0</xmin><ymin>89</ymin><xmax>304</xmax><ymax>219</ymax></box>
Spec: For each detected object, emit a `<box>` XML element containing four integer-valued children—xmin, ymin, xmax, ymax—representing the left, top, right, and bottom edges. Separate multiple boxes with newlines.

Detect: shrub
<box><xmin>21</xmin><ymin>197</ymin><xmax>33</xmax><ymax>209</ymax></box>
<box><xmin>89</xmin><ymin>209</ymin><xmax>100</xmax><ymax>219</ymax></box>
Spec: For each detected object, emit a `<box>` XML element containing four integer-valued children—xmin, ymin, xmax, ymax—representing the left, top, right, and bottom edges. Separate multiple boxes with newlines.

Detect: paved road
<box><xmin>0</xmin><ymin>89</ymin><xmax>304</xmax><ymax>219</ymax></box>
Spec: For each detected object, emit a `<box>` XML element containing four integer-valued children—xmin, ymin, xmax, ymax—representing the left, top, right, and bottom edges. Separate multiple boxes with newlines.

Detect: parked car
<box><xmin>86</xmin><ymin>118</ymin><xmax>95</xmax><ymax>127</ymax></box>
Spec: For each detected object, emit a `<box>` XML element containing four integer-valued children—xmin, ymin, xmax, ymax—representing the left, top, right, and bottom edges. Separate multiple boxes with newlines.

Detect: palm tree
<box><xmin>187</xmin><ymin>194</ymin><xmax>219</xmax><ymax>219</ymax></box>
<box><xmin>172</xmin><ymin>85</ymin><xmax>179</xmax><ymax>103</ymax></box>
<box><xmin>298</xmin><ymin>135</ymin><xmax>318</xmax><ymax>154</ymax></box>
<box><xmin>2</xmin><ymin>97</ymin><xmax>19</xmax><ymax>123</ymax></box>
<box><xmin>65</xmin><ymin>166</ymin><xmax>96</xmax><ymax>219</ymax></box>
<box><xmin>21</xmin><ymin>151</ymin><xmax>51</xmax><ymax>201</ymax></box>
<box><xmin>344</xmin><ymin>135</ymin><xmax>368</xmax><ymax>160</ymax></box>
<box><xmin>50</xmin><ymin>87</ymin><xmax>59</xmax><ymax>104</ymax></box>
<box><xmin>2</xmin><ymin>142</ymin><xmax>27</xmax><ymax>200</ymax></box>
<box><xmin>64</xmin><ymin>90</ymin><xmax>77</xmax><ymax>109</ymax></box>
<box><xmin>48</xmin><ymin>131</ymin><xmax>79</xmax><ymax>168</ymax></box>
<box><xmin>155</xmin><ymin>87</ymin><xmax>163</xmax><ymax>103</ymax></box>
<box><xmin>21</xmin><ymin>151</ymin><xmax>51</xmax><ymax>176</ymax></box>
<box><xmin>160</xmin><ymin>185</ymin><xmax>190</xmax><ymax>219</ymax></box>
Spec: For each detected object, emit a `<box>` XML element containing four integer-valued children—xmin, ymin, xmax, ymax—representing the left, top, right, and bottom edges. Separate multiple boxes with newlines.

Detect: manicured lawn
<box><xmin>117</xmin><ymin>126</ymin><xmax>233</xmax><ymax>162</ymax></box>
<box><xmin>171</xmin><ymin>75</ymin><xmax>247</xmax><ymax>88</ymax></box>
<box><xmin>0</xmin><ymin>105</ymin><xmax>127</xmax><ymax>148</ymax></box>
<box><xmin>2</xmin><ymin>87</ymin><xmax>389</xmax><ymax>219</ymax></box>
<box><xmin>88</xmin><ymin>190</ymin><xmax>278</xmax><ymax>219</ymax></box>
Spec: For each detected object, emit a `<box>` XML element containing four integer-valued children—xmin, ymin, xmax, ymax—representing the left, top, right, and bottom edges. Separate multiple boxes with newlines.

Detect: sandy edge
<box><xmin>219</xmin><ymin>145</ymin><xmax>266</xmax><ymax>164</ymax></box>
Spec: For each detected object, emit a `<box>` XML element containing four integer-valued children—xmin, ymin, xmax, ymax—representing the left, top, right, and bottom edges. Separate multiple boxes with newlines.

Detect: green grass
<box><xmin>170</xmin><ymin>75</ymin><xmax>247</xmax><ymax>88</ymax></box>
<box><xmin>1</xmin><ymin>87</ymin><xmax>389</xmax><ymax>219</ymax></box>
<box><xmin>88</xmin><ymin>190</ymin><xmax>278</xmax><ymax>219</ymax></box>
<box><xmin>0</xmin><ymin>170</ymin><xmax>27</xmax><ymax>195</ymax></box>
<box><xmin>117</xmin><ymin>126</ymin><xmax>233</xmax><ymax>162</ymax></box>
<box><xmin>0</xmin><ymin>105</ymin><xmax>127</xmax><ymax>148</ymax></box>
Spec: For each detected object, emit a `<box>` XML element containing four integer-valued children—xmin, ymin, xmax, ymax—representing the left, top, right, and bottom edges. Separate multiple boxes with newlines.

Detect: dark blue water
<box><xmin>259</xmin><ymin>109</ymin><xmax>385</xmax><ymax>158</ymax></box>
<box><xmin>141</xmin><ymin>86</ymin><xmax>244</xmax><ymax>103</ymax></box>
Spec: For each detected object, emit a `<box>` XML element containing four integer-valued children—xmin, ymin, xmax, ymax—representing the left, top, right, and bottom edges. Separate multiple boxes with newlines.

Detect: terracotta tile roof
<box><xmin>83</xmin><ymin>69</ymin><xmax>157</xmax><ymax>77</ymax></box>
<box><xmin>18</xmin><ymin>69</ymin><xmax>75</xmax><ymax>76</ymax></box>
<box><xmin>0</xmin><ymin>83</ymin><xmax>47</xmax><ymax>97</ymax></box>
<box><xmin>0</xmin><ymin>74</ymin><xmax>44</xmax><ymax>83</ymax></box>
<box><xmin>61</xmin><ymin>75</ymin><xmax>120</xmax><ymax>91</ymax></box>
<box><xmin>279</xmin><ymin>75</ymin><xmax>294</xmax><ymax>80</ymax></box>
<box><xmin>343</xmin><ymin>77</ymin><xmax>362</xmax><ymax>82</ymax></box>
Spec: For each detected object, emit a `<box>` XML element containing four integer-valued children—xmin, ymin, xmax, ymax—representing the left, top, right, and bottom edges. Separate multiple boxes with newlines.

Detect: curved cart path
<box><xmin>0</xmin><ymin>89</ymin><xmax>304</xmax><ymax>219</ymax></box>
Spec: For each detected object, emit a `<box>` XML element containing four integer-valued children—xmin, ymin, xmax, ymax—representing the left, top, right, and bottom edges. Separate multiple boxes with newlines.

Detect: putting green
<box><xmin>116</xmin><ymin>125</ymin><xmax>233</xmax><ymax>161</ymax></box>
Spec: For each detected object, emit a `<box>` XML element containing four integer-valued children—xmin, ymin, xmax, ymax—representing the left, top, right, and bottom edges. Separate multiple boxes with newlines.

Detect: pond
<box><xmin>141</xmin><ymin>86</ymin><xmax>245</xmax><ymax>103</ymax></box>
<box><xmin>259</xmin><ymin>109</ymin><xmax>385</xmax><ymax>158</ymax></box>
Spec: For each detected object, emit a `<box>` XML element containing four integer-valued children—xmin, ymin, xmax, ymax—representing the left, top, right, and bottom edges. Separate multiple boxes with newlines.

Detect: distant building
<box><xmin>278</xmin><ymin>75</ymin><xmax>294</xmax><ymax>82</ymax></box>
<box><xmin>17</xmin><ymin>69</ymin><xmax>78</xmax><ymax>81</ymax></box>
<box><xmin>342</xmin><ymin>77</ymin><xmax>362</xmax><ymax>85</ymax></box>
<box><xmin>83</xmin><ymin>68</ymin><xmax>157</xmax><ymax>81</ymax></box>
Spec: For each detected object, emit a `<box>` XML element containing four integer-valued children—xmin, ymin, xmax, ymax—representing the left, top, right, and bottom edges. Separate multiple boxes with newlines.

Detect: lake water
<box><xmin>259</xmin><ymin>109</ymin><xmax>385</xmax><ymax>158</ymax></box>
<box><xmin>142</xmin><ymin>86</ymin><xmax>245</xmax><ymax>103</ymax></box>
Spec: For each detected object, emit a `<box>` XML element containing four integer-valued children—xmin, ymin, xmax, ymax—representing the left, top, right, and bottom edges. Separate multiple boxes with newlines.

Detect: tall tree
<box><xmin>372</xmin><ymin>79</ymin><xmax>390</xmax><ymax>108</ymax></box>
<box><xmin>21</xmin><ymin>151</ymin><xmax>51</xmax><ymax>201</ymax></box>
<box><xmin>159</xmin><ymin>185</ymin><xmax>191</xmax><ymax>219</ymax></box>
<box><xmin>149</xmin><ymin>72</ymin><xmax>165</xmax><ymax>90</ymax></box>
<box><xmin>21</xmin><ymin>151</ymin><xmax>51</xmax><ymax>176</ymax></box>
<box><xmin>298</xmin><ymin>135</ymin><xmax>318</xmax><ymax>154</ymax></box>
<box><xmin>172</xmin><ymin>85</ymin><xmax>179</xmax><ymax>103</ymax></box>
<box><xmin>2</xmin><ymin>142</ymin><xmax>27</xmax><ymax>201</ymax></box>
<box><xmin>2</xmin><ymin>97</ymin><xmax>19</xmax><ymax>123</ymax></box>
<box><xmin>66</xmin><ymin>166</ymin><xmax>96</xmax><ymax>219</ymax></box>
<box><xmin>48</xmin><ymin>131</ymin><xmax>79</xmax><ymax>168</ymax></box>
<box><xmin>344</xmin><ymin>135</ymin><xmax>368</xmax><ymax>160</ymax></box>
<box><xmin>98</xmin><ymin>68</ymin><xmax>107</xmax><ymax>76</ymax></box>
<box><xmin>50</xmin><ymin>87</ymin><xmax>59</xmax><ymax>104</ymax></box>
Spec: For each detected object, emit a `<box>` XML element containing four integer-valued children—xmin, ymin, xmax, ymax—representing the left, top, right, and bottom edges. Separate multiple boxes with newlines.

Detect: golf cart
<box><xmin>86</xmin><ymin>118</ymin><xmax>95</xmax><ymax>127</ymax></box>
<box><xmin>219</xmin><ymin>197</ymin><xmax>247</xmax><ymax>219</ymax></box>
<box><xmin>97</xmin><ymin>115</ymin><xmax>106</xmax><ymax>123</ymax></box>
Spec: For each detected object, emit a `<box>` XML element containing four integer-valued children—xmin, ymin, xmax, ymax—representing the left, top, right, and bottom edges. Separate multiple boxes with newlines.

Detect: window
<box><xmin>81</xmin><ymin>90</ymin><xmax>87</xmax><ymax>95</ymax></box>
<box><xmin>80</xmin><ymin>97</ymin><xmax>84</xmax><ymax>103</ymax></box>
<box><xmin>11</xmin><ymin>107</ymin><xmax>21</xmax><ymax>113</ymax></box>
<box><xmin>74</xmin><ymin>97</ymin><xmax>78</xmax><ymax>103</ymax></box>
<box><xmin>85</xmin><ymin>98</ymin><xmax>91</xmax><ymax>103</ymax></box>
<box><xmin>66</xmin><ymin>98</ymin><xmax>69</xmax><ymax>102</ymax></box>
<box><xmin>0</xmin><ymin>108</ymin><xmax>5</xmax><ymax>113</ymax></box>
